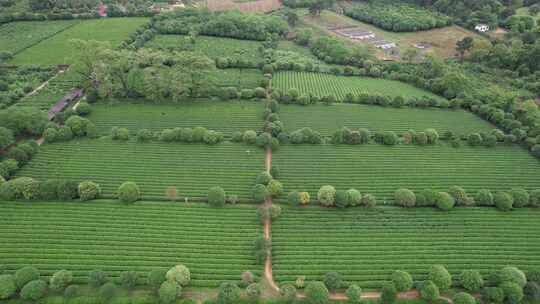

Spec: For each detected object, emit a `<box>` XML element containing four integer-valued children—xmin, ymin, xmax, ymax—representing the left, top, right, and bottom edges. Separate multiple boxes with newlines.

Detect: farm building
<box><xmin>475</xmin><ymin>24</ymin><xmax>490</xmax><ymax>32</ymax></box>
<box><xmin>413</xmin><ymin>42</ymin><xmax>431</xmax><ymax>49</ymax></box>
<box><xmin>335</xmin><ymin>28</ymin><xmax>375</xmax><ymax>40</ymax></box>
<box><xmin>373</xmin><ymin>40</ymin><xmax>397</xmax><ymax>49</ymax></box>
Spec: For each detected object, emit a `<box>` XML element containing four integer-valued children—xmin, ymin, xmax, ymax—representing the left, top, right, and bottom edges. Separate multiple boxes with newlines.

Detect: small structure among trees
<box><xmin>335</xmin><ymin>27</ymin><xmax>375</xmax><ymax>40</ymax></box>
<box><xmin>474</xmin><ymin>24</ymin><xmax>490</xmax><ymax>32</ymax></box>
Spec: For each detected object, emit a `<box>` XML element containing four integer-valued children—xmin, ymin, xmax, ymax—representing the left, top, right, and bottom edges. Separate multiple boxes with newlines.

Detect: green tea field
<box><xmin>0</xmin><ymin>201</ymin><xmax>260</xmax><ymax>287</ymax></box>
<box><xmin>272</xmin><ymin>144</ymin><xmax>540</xmax><ymax>203</ymax></box>
<box><xmin>273</xmin><ymin>71</ymin><xmax>445</xmax><ymax>100</ymax></box>
<box><xmin>17</xmin><ymin>140</ymin><xmax>265</xmax><ymax>201</ymax></box>
<box><xmin>0</xmin><ymin>20</ymin><xmax>79</xmax><ymax>54</ymax></box>
<box><xmin>87</xmin><ymin>100</ymin><xmax>264</xmax><ymax>136</ymax></box>
<box><xmin>272</xmin><ymin>206</ymin><xmax>540</xmax><ymax>289</ymax></box>
<box><xmin>213</xmin><ymin>68</ymin><xmax>266</xmax><ymax>89</ymax></box>
<box><xmin>280</xmin><ymin>103</ymin><xmax>494</xmax><ymax>135</ymax></box>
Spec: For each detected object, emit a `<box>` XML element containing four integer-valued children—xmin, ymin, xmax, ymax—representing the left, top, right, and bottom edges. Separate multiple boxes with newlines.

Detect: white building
<box><xmin>373</xmin><ymin>40</ymin><xmax>397</xmax><ymax>49</ymax></box>
<box><xmin>475</xmin><ymin>24</ymin><xmax>490</xmax><ymax>32</ymax></box>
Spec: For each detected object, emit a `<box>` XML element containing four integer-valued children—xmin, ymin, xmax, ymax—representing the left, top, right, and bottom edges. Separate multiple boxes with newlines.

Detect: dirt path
<box><xmin>24</xmin><ymin>69</ymin><xmax>64</xmax><ymax>99</ymax></box>
<box><xmin>263</xmin><ymin>147</ymin><xmax>280</xmax><ymax>292</ymax></box>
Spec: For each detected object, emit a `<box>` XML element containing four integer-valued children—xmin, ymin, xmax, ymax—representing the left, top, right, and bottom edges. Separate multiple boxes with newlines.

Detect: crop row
<box><xmin>272</xmin><ymin>206</ymin><xmax>540</xmax><ymax>288</ymax></box>
<box><xmin>87</xmin><ymin>100</ymin><xmax>264</xmax><ymax>136</ymax></box>
<box><xmin>272</xmin><ymin>144</ymin><xmax>540</xmax><ymax>204</ymax></box>
<box><xmin>0</xmin><ymin>201</ymin><xmax>261</xmax><ymax>286</ymax></box>
<box><xmin>16</xmin><ymin>140</ymin><xmax>265</xmax><ymax>201</ymax></box>
<box><xmin>273</xmin><ymin>71</ymin><xmax>444</xmax><ymax>100</ymax></box>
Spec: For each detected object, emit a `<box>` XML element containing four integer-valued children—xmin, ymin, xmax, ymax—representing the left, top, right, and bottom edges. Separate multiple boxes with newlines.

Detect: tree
<box><xmin>500</xmin><ymin>267</ymin><xmax>527</xmax><ymax>287</ymax></box>
<box><xmin>217</xmin><ymin>282</ymin><xmax>241</xmax><ymax>304</ymax></box>
<box><xmin>78</xmin><ymin>181</ymin><xmax>101</xmax><ymax>201</ymax></box>
<box><xmin>49</xmin><ymin>270</ymin><xmax>73</xmax><ymax>291</ymax></box>
<box><xmin>453</xmin><ymin>292</ymin><xmax>475</xmax><ymax>304</ymax></box>
<box><xmin>252</xmin><ymin>184</ymin><xmax>269</xmax><ymax>203</ymax></box>
<box><xmin>287</xmin><ymin>10</ymin><xmax>299</xmax><ymax>27</ymax></box>
<box><xmin>460</xmin><ymin>270</ymin><xmax>484</xmax><ymax>291</ymax></box>
<box><xmin>246</xmin><ymin>283</ymin><xmax>261</xmax><ymax>304</ymax></box>
<box><xmin>392</xmin><ymin>270</ymin><xmax>413</xmax><ymax>292</ymax></box>
<box><xmin>436</xmin><ymin>192</ymin><xmax>455</xmax><ymax>211</ymax></box>
<box><xmin>346</xmin><ymin>189</ymin><xmax>362</xmax><ymax>206</ymax></box>
<box><xmin>448</xmin><ymin>186</ymin><xmax>472</xmax><ymax>206</ymax></box>
<box><xmin>120</xmin><ymin>271</ymin><xmax>139</xmax><ymax>288</ymax></box>
<box><xmin>208</xmin><ymin>186</ymin><xmax>226</xmax><ymax>207</ymax></box>
<box><xmin>456</xmin><ymin>37</ymin><xmax>474</xmax><ymax>60</ymax></box>
<box><xmin>362</xmin><ymin>194</ymin><xmax>377</xmax><ymax>207</ymax></box>
<box><xmin>64</xmin><ymin>285</ymin><xmax>79</xmax><ymax>300</ymax></box>
<box><xmin>323</xmin><ymin>272</ymin><xmax>342</xmax><ymax>291</ymax></box>
<box><xmin>501</xmin><ymin>282</ymin><xmax>524</xmax><ymax>304</ymax></box>
<box><xmin>280</xmin><ymin>283</ymin><xmax>297</xmax><ymax>304</ymax></box>
<box><xmin>99</xmin><ymin>282</ymin><xmax>117</xmax><ymax>301</ymax></box>
<box><xmin>525</xmin><ymin>281</ymin><xmax>540</xmax><ymax>301</ymax></box>
<box><xmin>482</xmin><ymin>287</ymin><xmax>504</xmax><ymax>304</ymax></box>
<box><xmin>65</xmin><ymin>116</ymin><xmax>91</xmax><ymax>137</ymax></box>
<box><xmin>88</xmin><ymin>270</ymin><xmax>108</xmax><ymax>287</ymax></box>
<box><xmin>0</xmin><ymin>275</ymin><xmax>16</xmax><ymax>299</ymax></box>
<box><xmin>494</xmin><ymin>192</ymin><xmax>513</xmax><ymax>211</ymax></box>
<box><xmin>421</xmin><ymin>280</ymin><xmax>440</xmax><ymax>303</ymax></box>
<box><xmin>43</xmin><ymin>128</ymin><xmax>58</xmax><ymax>143</ymax></box>
<box><xmin>166</xmin><ymin>265</ymin><xmax>191</xmax><ymax>286</ymax></box>
<box><xmin>530</xmin><ymin>189</ymin><xmax>540</xmax><ymax>207</ymax></box>
<box><xmin>467</xmin><ymin>133</ymin><xmax>483</xmax><ymax>146</ymax></box>
<box><xmin>20</xmin><ymin>280</ymin><xmax>47</xmax><ymax>300</ymax></box>
<box><xmin>118</xmin><ymin>181</ymin><xmax>140</xmax><ymax>203</ymax></box>
<box><xmin>15</xmin><ymin>266</ymin><xmax>39</xmax><ymax>289</ymax></box>
<box><xmin>268</xmin><ymin>179</ymin><xmax>284</xmax><ymax>198</ymax></box>
<box><xmin>256</xmin><ymin>171</ymin><xmax>272</xmax><ymax>185</ymax></box>
<box><xmin>0</xmin><ymin>127</ymin><xmax>14</xmax><ymax>150</ymax></box>
<box><xmin>510</xmin><ymin>188</ymin><xmax>529</xmax><ymax>208</ymax></box>
<box><xmin>318</xmin><ymin>185</ymin><xmax>336</xmax><ymax>206</ymax></box>
<box><xmin>159</xmin><ymin>281</ymin><xmax>181</xmax><ymax>304</ymax></box>
<box><xmin>383</xmin><ymin>131</ymin><xmax>399</xmax><ymax>145</ymax></box>
<box><xmin>148</xmin><ymin>268</ymin><xmax>167</xmax><ymax>289</ymax></box>
<box><xmin>475</xmin><ymin>189</ymin><xmax>494</xmax><ymax>206</ymax></box>
<box><xmin>346</xmin><ymin>284</ymin><xmax>362</xmax><ymax>304</ymax></box>
<box><xmin>428</xmin><ymin>265</ymin><xmax>452</xmax><ymax>290</ymax></box>
<box><xmin>380</xmin><ymin>282</ymin><xmax>397</xmax><ymax>304</ymax></box>
<box><xmin>395</xmin><ymin>189</ymin><xmax>416</xmax><ymax>207</ymax></box>
<box><xmin>305</xmin><ymin>281</ymin><xmax>329</xmax><ymax>304</ymax></box>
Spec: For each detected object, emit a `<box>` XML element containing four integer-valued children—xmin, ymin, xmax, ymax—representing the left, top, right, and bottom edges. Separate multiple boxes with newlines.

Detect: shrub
<box><xmin>346</xmin><ymin>284</ymin><xmax>362</xmax><ymax>304</ymax></box>
<box><xmin>428</xmin><ymin>265</ymin><xmax>452</xmax><ymax>290</ymax></box>
<box><xmin>460</xmin><ymin>270</ymin><xmax>484</xmax><ymax>291</ymax></box>
<box><xmin>159</xmin><ymin>281</ymin><xmax>181</xmax><ymax>304</ymax></box>
<box><xmin>99</xmin><ymin>282</ymin><xmax>116</xmax><ymax>300</ymax></box>
<box><xmin>166</xmin><ymin>265</ymin><xmax>190</xmax><ymax>286</ymax></box>
<box><xmin>65</xmin><ymin>116</ymin><xmax>90</xmax><ymax>137</ymax></box>
<box><xmin>453</xmin><ymin>292</ymin><xmax>476</xmax><ymax>304</ymax></box>
<box><xmin>501</xmin><ymin>282</ymin><xmax>524</xmax><ymax>304</ymax></box>
<box><xmin>43</xmin><ymin>128</ymin><xmax>58</xmax><ymax>143</ymax></box>
<box><xmin>208</xmin><ymin>186</ymin><xmax>226</xmax><ymax>207</ymax></box>
<box><xmin>118</xmin><ymin>182</ymin><xmax>140</xmax><ymax>203</ymax></box>
<box><xmin>252</xmin><ymin>184</ymin><xmax>269</xmax><ymax>203</ymax></box>
<box><xmin>467</xmin><ymin>133</ymin><xmax>483</xmax><ymax>146</ymax></box>
<box><xmin>56</xmin><ymin>180</ymin><xmax>78</xmax><ymax>200</ymax></box>
<box><xmin>88</xmin><ymin>270</ymin><xmax>108</xmax><ymax>287</ymax></box>
<box><xmin>392</xmin><ymin>270</ymin><xmax>413</xmax><ymax>292</ymax></box>
<box><xmin>449</xmin><ymin>186</ymin><xmax>472</xmax><ymax>206</ymax></box>
<box><xmin>231</xmin><ymin>131</ymin><xmax>243</xmax><ymax>142</ymax></box>
<box><xmin>49</xmin><ymin>270</ymin><xmax>73</xmax><ymax>291</ymax></box>
<box><xmin>148</xmin><ymin>268</ymin><xmax>167</xmax><ymax>288</ymax></box>
<box><xmin>136</xmin><ymin>129</ymin><xmax>153</xmax><ymax>142</ymax></box>
<box><xmin>246</xmin><ymin>283</ymin><xmax>261</xmax><ymax>303</ymax></box>
<box><xmin>256</xmin><ymin>172</ymin><xmax>272</xmax><ymax>185</ymax></box>
<box><xmin>15</xmin><ymin>266</ymin><xmax>39</xmax><ymax>288</ymax></box>
<box><xmin>323</xmin><ymin>272</ymin><xmax>342</xmax><ymax>291</ymax></box>
<box><xmin>475</xmin><ymin>189</ymin><xmax>494</xmax><ymax>206</ymax></box>
<box><xmin>20</xmin><ymin>280</ymin><xmax>47</xmax><ymax>300</ymax></box>
<box><xmin>482</xmin><ymin>287</ymin><xmax>504</xmax><ymax>304</ymax></box>
<box><xmin>120</xmin><ymin>271</ymin><xmax>138</xmax><ymax>288</ymax></box>
<box><xmin>296</xmin><ymin>276</ymin><xmax>306</xmax><ymax>288</ymax></box>
<box><xmin>420</xmin><ymin>280</ymin><xmax>439</xmax><ymax>302</ymax></box>
<box><xmin>305</xmin><ymin>281</ymin><xmax>329</xmax><ymax>304</ymax></box>
<box><xmin>530</xmin><ymin>189</ymin><xmax>540</xmax><ymax>207</ymax></box>
<box><xmin>288</xmin><ymin>191</ymin><xmax>300</xmax><ymax>206</ymax></box>
<box><xmin>76</xmin><ymin>102</ymin><xmax>91</xmax><ymax>115</ymax></box>
<box><xmin>510</xmin><ymin>188</ymin><xmax>530</xmax><ymax>208</ymax></box>
<box><xmin>270</xmin><ymin>204</ymin><xmax>282</xmax><ymax>219</ymax></box>
<box><xmin>500</xmin><ymin>267</ymin><xmax>526</xmax><ymax>287</ymax></box>
<box><xmin>64</xmin><ymin>285</ymin><xmax>79</xmax><ymax>300</ymax></box>
<box><xmin>436</xmin><ymin>192</ymin><xmax>455</xmax><ymax>211</ymax></box>
<box><xmin>525</xmin><ymin>282</ymin><xmax>540</xmax><ymax>301</ymax></box>
<box><xmin>395</xmin><ymin>188</ymin><xmax>416</xmax><ymax>207</ymax></box>
<box><xmin>57</xmin><ymin>126</ymin><xmax>73</xmax><ymax>141</ymax></box>
<box><xmin>0</xmin><ymin>275</ymin><xmax>16</xmax><ymax>299</ymax></box>
<box><xmin>78</xmin><ymin>181</ymin><xmax>101</xmax><ymax>201</ymax></box>
<box><xmin>380</xmin><ymin>282</ymin><xmax>397</xmax><ymax>304</ymax></box>
<box><xmin>111</xmin><ymin>127</ymin><xmax>129</xmax><ymax>141</ymax></box>
<box><xmin>217</xmin><ymin>282</ymin><xmax>241</xmax><ymax>304</ymax></box>
<box><xmin>494</xmin><ymin>192</ymin><xmax>513</xmax><ymax>211</ymax></box>
<box><xmin>383</xmin><ymin>131</ymin><xmax>399</xmax><ymax>145</ymax></box>
<box><xmin>240</xmin><ymin>271</ymin><xmax>255</xmax><ymax>288</ymax></box>
<box><xmin>243</xmin><ymin>130</ymin><xmax>258</xmax><ymax>145</ymax></box>
<box><xmin>280</xmin><ymin>283</ymin><xmax>297</xmax><ymax>304</ymax></box>
<box><xmin>346</xmin><ymin>189</ymin><xmax>362</xmax><ymax>206</ymax></box>
<box><xmin>318</xmin><ymin>185</ymin><xmax>336</xmax><ymax>207</ymax></box>
<box><xmin>362</xmin><ymin>194</ymin><xmax>377</xmax><ymax>207</ymax></box>
<box><xmin>268</xmin><ymin>179</ymin><xmax>284</xmax><ymax>198</ymax></box>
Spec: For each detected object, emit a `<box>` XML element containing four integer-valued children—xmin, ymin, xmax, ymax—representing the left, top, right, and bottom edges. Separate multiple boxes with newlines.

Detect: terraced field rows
<box><xmin>273</xmin><ymin>207</ymin><xmax>540</xmax><ymax>289</ymax></box>
<box><xmin>17</xmin><ymin>140</ymin><xmax>264</xmax><ymax>201</ymax></box>
<box><xmin>214</xmin><ymin>69</ymin><xmax>266</xmax><ymax>89</ymax></box>
<box><xmin>273</xmin><ymin>71</ymin><xmax>445</xmax><ymax>100</ymax></box>
<box><xmin>87</xmin><ymin>100</ymin><xmax>264</xmax><ymax>136</ymax></box>
<box><xmin>0</xmin><ymin>201</ymin><xmax>261</xmax><ymax>287</ymax></box>
<box><xmin>280</xmin><ymin>103</ymin><xmax>494</xmax><ymax>135</ymax></box>
<box><xmin>272</xmin><ymin>144</ymin><xmax>540</xmax><ymax>203</ymax></box>
<box><xmin>0</xmin><ymin>20</ymin><xmax>79</xmax><ymax>54</ymax></box>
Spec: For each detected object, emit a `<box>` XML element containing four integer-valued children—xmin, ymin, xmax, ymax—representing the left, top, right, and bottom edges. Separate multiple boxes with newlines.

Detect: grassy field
<box><xmin>0</xmin><ymin>201</ymin><xmax>260</xmax><ymax>287</ymax></box>
<box><xmin>272</xmin><ymin>144</ymin><xmax>540</xmax><ymax>203</ymax></box>
<box><xmin>0</xmin><ymin>20</ymin><xmax>79</xmax><ymax>55</ymax></box>
<box><xmin>280</xmin><ymin>103</ymin><xmax>494</xmax><ymax>135</ymax></box>
<box><xmin>201</xmin><ymin>0</ymin><xmax>281</xmax><ymax>12</ymax></box>
<box><xmin>17</xmin><ymin>140</ymin><xmax>265</xmax><ymax>201</ymax></box>
<box><xmin>213</xmin><ymin>69</ymin><xmax>266</xmax><ymax>89</ymax></box>
<box><xmin>10</xmin><ymin>18</ymin><xmax>148</xmax><ymax>65</ymax></box>
<box><xmin>273</xmin><ymin>71</ymin><xmax>444</xmax><ymax>100</ymax></box>
<box><xmin>272</xmin><ymin>206</ymin><xmax>540</xmax><ymax>289</ymax></box>
<box><xmin>87</xmin><ymin>100</ymin><xmax>264</xmax><ymax>136</ymax></box>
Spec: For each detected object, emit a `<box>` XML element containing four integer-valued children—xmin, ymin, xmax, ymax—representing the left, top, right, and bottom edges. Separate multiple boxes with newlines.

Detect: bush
<box><xmin>460</xmin><ymin>270</ymin><xmax>484</xmax><ymax>291</ymax></box>
<box><xmin>246</xmin><ymin>283</ymin><xmax>261</xmax><ymax>303</ymax></box>
<box><xmin>494</xmin><ymin>192</ymin><xmax>513</xmax><ymax>211</ymax></box>
<box><xmin>136</xmin><ymin>129</ymin><xmax>153</xmax><ymax>142</ymax></box>
<box><xmin>420</xmin><ymin>280</ymin><xmax>439</xmax><ymax>302</ymax></box>
<box><xmin>482</xmin><ymin>287</ymin><xmax>504</xmax><ymax>304</ymax></box>
<box><xmin>0</xmin><ymin>275</ymin><xmax>16</xmax><ymax>299</ymax></box>
<box><xmin>49</xmin><ymin>270</ymin><xmax>73</xmax><ymax>291</ymax></box>
<box><xmin>15</xmin><ymin>266</ymin><xmax>39</xmax><ymax>288</ymax></box>
<box><xmin>475</xmin><ymin>189</ymin><xmax>494</xmax><ymax>206</ymax></box>
<box><xmin>280</xmin><ymin>283</ymin><xmax>297</xmax><ymax>304</ymax></box>
<box><xmin>530</xmin><ymin>189</ymin><xmax>540</xmax><ymax>207</ymax></box>
<box><xmin>166</xmin><ymin>265</ymin><xmax>190</xmax><ymax>286</ymax></box>
<box><xmin>267</xmin><ymin>179</ymin><xmax>284</xmax><ymax>198</ymax></box>
<box><xmin>111</xmin><ymin>127</ymin><xmax>129</xmax><ymax>141</ymax></box>
<box><xmin>395</xmin><ymin>188</ymin><xmax>416</xmax><ymax>207</ymax></box>
<box><xmin>43</xmin><ymin>127</ymin><xmax>58</xmax><ymax>143</ymax></box>
<box><xmin>88</xmin><ymin>270</ymin><xmax>108</xmax><ymax>287</ymax></box>
<box><xmin>323</xmin><ymin>272</ymin><xmax>342</xmax><ymax>291</ymax></box>
<box><xmin>99</xmin><ymin>282</ymin><xmax>116</xmax><ymax>300</ymax></box>
<box><xmin>436</xmin><ymin>192</ymin><xmax>455</xmax><ymax>211</ymax></box>
<box><xmin>20</xmin><ymin>280</ymin><xmax>47</xmax><ymax>300</ymax></box>
<box><xmin>65</xmin><ymin>116</ymin><xmax>91</xmax><ymax>137</ymax></box>
<box><xmin>346</xmin><ymin>284</ymin><xmax>362</xmax><ymax>304</ymax></box>
<box><xmin>118</xmin><ymin>182</ymin><xmax>140</xmax><ymax>203</ymax></box>
<box><xmin>76</xmin><ymin>102</ymin><xmax>91</xmax><ymax>115</ymax></box>
<box><xmin>64</xmin><ymin>285</ymin><xmax>79</xmax><ymax>300</ymax></box>
<box><xmin>78</xmin><ymin>181</ymin><xmax>101</xmax><ymax>201</ymax></box>
<box><xmin>252</xmin><ymin>184</ymin><xmax>269</xmax><ymax>203</ymax></box>
<box><xmin>57</xmin><ymin>126</ymin><xmax>73</xmax><ymax>141</ymax></box>
<box><xmin>217</xmin><ymin>282</ymin><xmax>241</xmax><ymax>304</ymax></box>
<box><xmin>453</xmin><ymin>292</ymin><xmax>476</xmax><ymax>304</ymax></box>
<box><xmin>380</xmin><ymin>282</ymin><xmax>397</xmax><ymax>304</ymax></box>
<box><xmin>449</xmin><ymin>186</ymin><xmax>472</xmax><ymax>206</ymax></box>
<box><xmin>56</xmin><ymin>180</ymin><xmax>78</xmax><ymax>200</ymax></box>
<box><xmin>270</xmin><ymin>204</ymin><xmax>282</xmax><ymax>219</ymax></box>
<box><xmin>362</xmin><ymin>194</ymin><xmax>377</xmax><ymax>207</ymax></box>
<box><xmin>501</xmin><ymin>282</ymin><xmax>524</xmax><ymax>304</ymax></box>
<box><xmin>346</xmin><ymin>189</ymin><xmax>362</xmax><ymax>206</ymax></box>
<box><xmin>208</xmin><ymin>186</ymin><xmax>226</xmax><ymax>207</ymax></box>
<box><xmin>525</xmin><ymin>282</ymin><xmax>540</xmax><ymax>301</ymax></box>
<box><xmin>256</xmin><ymin>171</ymin><xmax>272</xmax><ymax>185</ymax></box>
<box><xmin>500</xmin><ymin>267</ymin><xmax>527</xmax><ymax>287</ymax></box>
<box><xmin>392</xmin><ymin>270</ymin><xmax>413</xmax><ymax>292</ymax></box>
<box><xmin>428</xmin><ymin>265</ymin><xmax>452</xmax><ymax>290</ymax></box>
<box><xmin>120</xmin><ymin>271</ymin><xmax>138</xmax><ymax>288</ymax></box>
<box><xmin>382</xmin><ymin>131</ymin><xmax>399</xmax><ymax>145</ymax></box>
<box><xmin>148</xmin><ymin>268</ymin><xmax>167</xmax><ymax>288</ymax></box>
<box><xmin>243</xmin><ymin>130</ymin><xmax>258</xmax><ymax>144</ymax></box>
<box><xmin>510</xmin><ymin>188</ymin><xmax>529</xmax><ymax>208</ymax></box>
<box><xmin>305</xmin><ymin>281</ymin><xmax>329</xmax><ymax>304</ymax></box>
<box><xmin>318</xmin><ymin>185</ymin><xmax>336</xmax><ymax>207</ymax></box>
<box><xmin>159</xmin><ymin>281</ymin><xmax>181</xmax><ymax>304</ymax></box>
<box><xmin>467</xmin><ymin>133</ymin><xmax>483</xmax><ymax>146</ymax></box>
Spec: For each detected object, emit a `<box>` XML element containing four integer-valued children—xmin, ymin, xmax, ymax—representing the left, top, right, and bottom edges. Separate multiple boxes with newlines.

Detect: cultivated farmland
<box><xmin>213</xmin><ymin>68</ymin><xmax>266</xmax><ymax>89</ymax></box>
<box><xmin>87</xmin><ymin>100</ymin><xmax>265</xmax><ymax>135</ymax></box>
<box><xmin>10</xmin><ymin>18</ymin><xmax>149</xmax><ymax>65</ymax></box>
<box><xmin>17</xmin><ymin>140</ymin><xmax>265</xmax><ymax>201</ymax></box>
<box><xmin>272</xmin><ymin>144</ymin><xmax>540</xmax><ymax>203</ymax></box>
<box><xmin>0</xmin><ymin>20</ymin><xmax>79</xmax><ymax>54</ymax></box>
<box><xmin>273</xmin><ymin>71</ymin><xmax>444</xmax><ymax>100</ymax></box>
<box><xmin>0</xmin><ymin>201</ymin><xmax>261</xmax><ymax>287</ymax></box>
<box><xmin>280</xmin><ymin>103</ymin><xmax>494</xmax><ymax>135</ymax></box>
<box><xmin>272</xmin><ymin>206</ymin><xmax>540</xmax><ymax>289</ymax></box>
